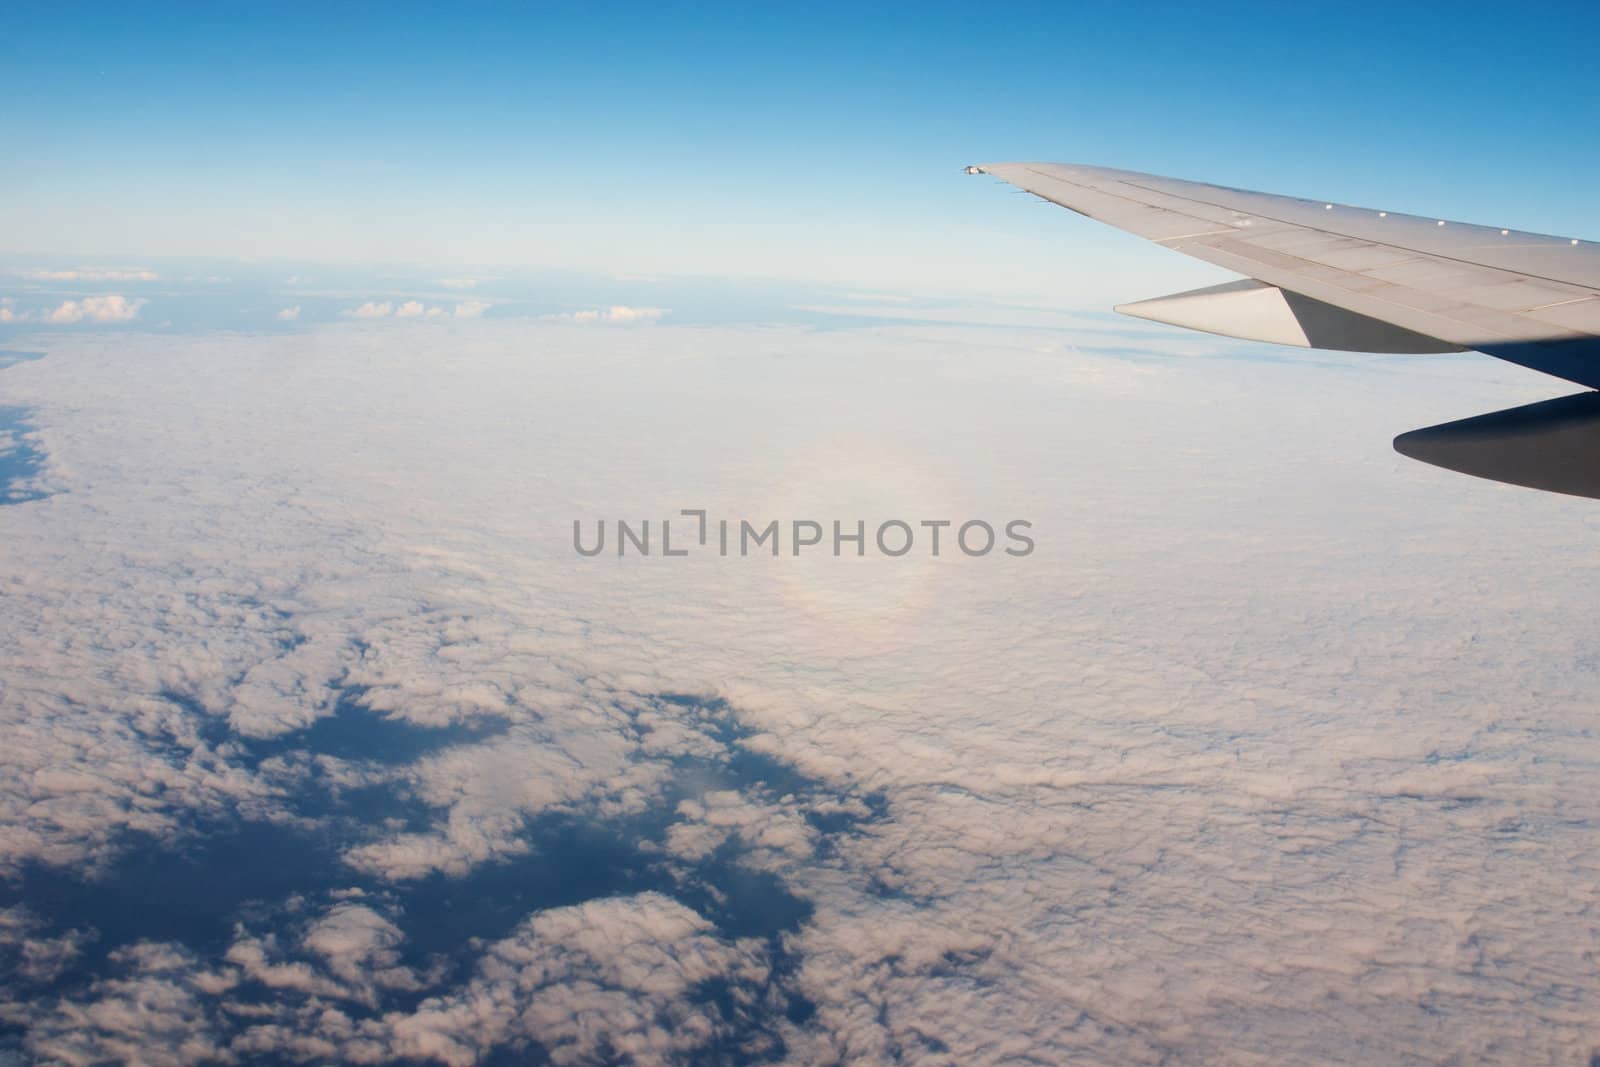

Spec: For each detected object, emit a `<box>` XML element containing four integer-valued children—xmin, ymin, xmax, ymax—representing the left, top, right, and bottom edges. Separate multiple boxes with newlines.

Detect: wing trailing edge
<box><xmin>1115</xmin><ymin>280</ymin><xmax>1462</xmax><ymax>354</ymax></box>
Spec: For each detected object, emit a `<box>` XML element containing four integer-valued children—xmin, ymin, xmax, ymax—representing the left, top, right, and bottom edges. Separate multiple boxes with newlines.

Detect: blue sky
<box><xmin>5</xmin><ymin>2</ymin><xmax>1600</xmax><ymax>296</ymax></box>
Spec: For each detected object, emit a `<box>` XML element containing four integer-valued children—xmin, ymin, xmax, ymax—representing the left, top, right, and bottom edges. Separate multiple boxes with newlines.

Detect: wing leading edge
<box><xmin>969</xmin><ymin>162</ymin><xmax>1600</xmax><ymax>389</ymax></box>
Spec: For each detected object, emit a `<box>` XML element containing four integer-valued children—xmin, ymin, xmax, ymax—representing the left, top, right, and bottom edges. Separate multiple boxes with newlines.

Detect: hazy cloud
<box><xmin>14</xmin><ymin>267</ymin><xmax>158</xmax><ymax>282</ymax></box>
<box><xmin>348</xmin><ymin>300</ymin><xmax>458</xmax><ymax>321</ymax></box>
<box><xmin>413</xmin><ymin>304</ymin><xmax>450</xmax><ymax>319</ymax></box>
<box><xmin>548</xmin><ymin>305</ymin><xmax>667</xmax><ymax>324</ymax></box>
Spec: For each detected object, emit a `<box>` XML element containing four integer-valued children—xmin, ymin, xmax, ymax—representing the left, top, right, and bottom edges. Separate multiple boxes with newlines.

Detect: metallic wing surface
<box><xmin>970</xmin><ymin>162</ymin><xmax>1600</xmax><ymax>497</ymax></box>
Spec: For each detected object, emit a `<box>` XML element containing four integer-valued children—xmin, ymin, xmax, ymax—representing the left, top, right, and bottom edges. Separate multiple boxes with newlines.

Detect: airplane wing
<box><xmin>968</xmin><ymin>162</ymin><xmax>1600</xmax><ymax>390</ymax></box>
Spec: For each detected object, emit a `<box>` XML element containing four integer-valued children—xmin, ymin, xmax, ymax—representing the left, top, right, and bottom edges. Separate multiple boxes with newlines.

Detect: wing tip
<box><xmin>964</xmin><ymin>161</ymin><xmax>1040</xmax><ymax>174</ymax></box>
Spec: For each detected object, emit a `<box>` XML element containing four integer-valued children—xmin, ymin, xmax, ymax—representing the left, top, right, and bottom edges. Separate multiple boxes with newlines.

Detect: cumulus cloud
<box><xmin>276</xmin><ymin>306</ymin><xmax>301</xmax><ymax>321</ymax></box>
<box><xmin>221</xmin><ymin>901</ymin><xmax>427</xmax><ymax>1010</ymax></box>
<box><xmin>548</xmin><ymin>305</ymin><xmax>666</xmax><ymax>324</ymax></box>
<box><xmin>666</xmin><ymin>789</ymin><xmax>817</xmax><ymax>868</ymax></box>
<box><xmin>21</xmin><ymin>942</ymin><xmax>233</xmax><ymax>1066</ymax></box>
<box><xmin>18</xmin><ymin>893</ymin><xmax>776</xmax><ymax>1066</ymax></box>
<box><xmin>353</xmin><ymin>894</ymin><xmax>771</xmax><ymax>1066</ymax></box>
<box><xmin>0</xmin><ymin>906</ymin><xmax>93</xmax><ymax>983</ymax></box>
<box><xmin>300</xmin><ymin>903</ymin><xmax>415</xmax><ymax>990</ymax></box>
<box><xmin>348</xmin><ymin>300</ymin><xmax>458</xmax><ymax>321</ymax></box>
<box><xmin>451</xmin><ymin>300</ymin><xmax>488</xmax><ymax>319</ymax></box>
<box><xmin>43</xmin><ymin>294</ymin><xmax>146</xmax><ymax>324</ymax></box>
<box><xmin>412</xmin><ymin>305</ymin><xmax>450</xmax><ymax>319</ymax></box>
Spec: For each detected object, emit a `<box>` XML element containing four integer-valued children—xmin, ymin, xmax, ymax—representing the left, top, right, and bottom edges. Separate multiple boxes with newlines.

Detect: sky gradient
<box><xmin>5</xmin><ymin>2</ymin><xmax>1600</xmax><ymax>300</ymax></box>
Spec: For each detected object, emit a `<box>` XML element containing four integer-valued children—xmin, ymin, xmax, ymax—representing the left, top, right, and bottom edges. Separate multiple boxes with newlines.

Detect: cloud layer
<box><xmin>1</xmin><ymin>314</ymin><xmax>1599</xmax><ymax>1063</ymax></box>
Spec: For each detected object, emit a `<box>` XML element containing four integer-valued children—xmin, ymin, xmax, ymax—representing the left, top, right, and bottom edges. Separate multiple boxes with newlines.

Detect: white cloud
<box><xmin>22</xmin><ymin>942</ymin><xmax>232</xmax><ymax>1066</ymax></box>
<box><xmin>348</xmin><ymin>300</ymin><xmax>454</xmax><ymax>322</ymax></box>
<box><xmin>666</xmin><ymin>789</ymin><xmax>816</xmax><ymax>867</ymax></box>
<box><xmin>0</xmin><ymin>905</ymin><xmax>92</xmax><ymax>983</ymax></box>
<box><xmin>43</xmin><ymin>294</ymin><xmax>146</xmax><ymax>324</ymax></box>
<box><xmin>220</xmin><ymin>901</ymin><xmax>426</xmax><ymax>1010</ymax></box>
<box><xmin>436</xmin><ymin>278</ymin><xmax>477</xmax><ymax>290</ymax></box>
<box><xmin>276</xmin><ymin>306</ymin><xmax>301</xmax><ymax>321</ymax></box>
<box><xmin>385</xmin><ymin>894</ymin><xmax>770</xmax><ymax>1066</ymax></box>
<box><xmin>451</xmin><ymin>300</ymin><xmax>488</xmax><ymax>319</ymax></box>
<box><xmin>15</xmin><ymin>267</ymin><xmax>158</xmax><ymax>282</ymax></box>
<box><xmin>20</xmin><ymin>893</ymin><xmax>773</xmax><ymax>1066</ymax></box>
<box><xmin>300</xmin><ymin>903</ymin><xmax>412</xmax><ymax>989</ymax></box>
<box><xmin>547</xmin><ymin>305</ymin><xmax>666</xmax><ymax>324</ymax></box>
